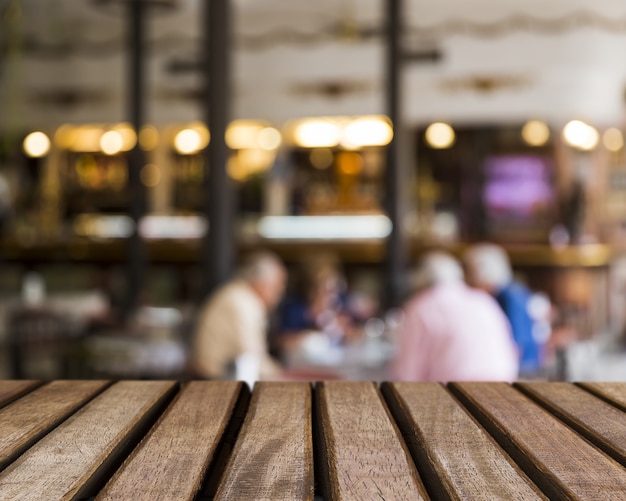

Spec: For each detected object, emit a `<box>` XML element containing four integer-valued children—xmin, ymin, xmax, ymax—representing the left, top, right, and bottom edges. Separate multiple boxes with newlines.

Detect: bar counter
<box><xmin>0</xmin><ymin>380</ymin><xmax>625</xmax><ymax>499</ymax></box>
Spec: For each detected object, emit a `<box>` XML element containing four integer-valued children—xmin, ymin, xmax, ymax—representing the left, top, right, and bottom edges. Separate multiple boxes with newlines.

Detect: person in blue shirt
<box><xmin>464</xmin><ymin>244</ymin><xmax>543</xmax><ymax>375</ymax></box>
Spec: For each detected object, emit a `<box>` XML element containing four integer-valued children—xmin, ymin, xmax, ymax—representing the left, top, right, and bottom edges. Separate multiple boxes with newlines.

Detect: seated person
<box><xmin>191</xmin><ymin>251</ymin><xmax>286</xmax><ymax>381</ymax></box>
<box><xmin>392</xmin><ymin>251</ymin><xmax>519</xmax><ymax>382</ymax></box>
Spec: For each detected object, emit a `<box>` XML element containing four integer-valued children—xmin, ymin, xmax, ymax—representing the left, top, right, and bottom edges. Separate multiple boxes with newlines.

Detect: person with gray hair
<box><xmin>463</xmin><ymin>243</ymin><xmax>542</xmax><ymax>375</ymax></box>
<box><xmin>191</xmin><ymin>251</ymin><xmax>287</xmax><ymax>382</ymax></box>
<box><xmin>392</xmin><ymin>251</ymin><xmax>519</xmax><ymax>382</ymax></box>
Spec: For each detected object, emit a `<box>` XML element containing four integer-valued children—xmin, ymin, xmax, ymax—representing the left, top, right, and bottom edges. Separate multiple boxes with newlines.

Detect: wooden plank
<box><xmin>316</xmin><ymin>381</ymin><xmax>427</xmax><ymax>501</ymax></box>
<box><xmin>0</xmin><ymin>380</ymin><xmax>176</xmax><ymax>501</ymax></box>
<box><xmin>382</xmin><ymin>382</ymin><xmax>545</xmax><ymax>500</ymax></box>
<box><xmin>215</xmin><ymin>382</ymin><xmax>313</xmax><ymax>501</ymax></box>
<box><xmin>451</xmin><ymin>382</ymin><xmax>626</xmax><ymax>500</ymax></box>
<box><xmin>97</xmin><ymin>381</ymin><xmax>246</xmax><ymax>501</ymax></box>
<box><xmin>0</xmin><ymin>380</ymin><xmax>41</xmax><ymax>409</ymax></box>
<box><xmin>578</xmin><ymin>382</ymin><xmax>626</xmax><ymax>412</ymax></box>
<box><xmin>0</xmin><ymin>380</ymin><xmax>110</xmax><ymax>471</ymax></box>
<box><xmin>518</xmin><ymin>381</ymin><xmax>626</xmax><ymax>467</ymax></box>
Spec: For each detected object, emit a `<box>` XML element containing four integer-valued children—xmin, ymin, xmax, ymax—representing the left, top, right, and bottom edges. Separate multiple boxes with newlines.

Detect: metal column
<box><xmin>384</xmin><ymin>0</ymin><xmax>408</xmax><ymax>308</ymax></box>
<box><xmin>201</xmin><ymin>0</ymin><xmax>234</xmax><ymax>302</ymax></box>
<box><xmin>125</xmin><ymin>0</ymin><xmax>147</xmax><ymax>315</ymax></box>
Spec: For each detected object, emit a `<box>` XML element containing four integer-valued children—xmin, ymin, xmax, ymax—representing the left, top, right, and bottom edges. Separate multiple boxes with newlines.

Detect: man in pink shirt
<box><xmin>392</xmin><ymin>251</ymin><xmax>519</xmax><ymax>382</ymax></box>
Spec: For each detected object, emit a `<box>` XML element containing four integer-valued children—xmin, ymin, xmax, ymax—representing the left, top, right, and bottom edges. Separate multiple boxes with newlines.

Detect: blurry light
<box><xmin>310</xmin><ymin>148</ymin><xmax>333</xmax><ymax>169</ymax></box>
<box><xmin>73</xmin><ymin>214</ymin><xmax>134</xmax><ymax>239</ymax></box>
<box><xmin>425</xmin><ymin>122</ymin><xmax>455</xmax><ymax>149</ymax></box>
<box><xmin>521</xmin><ymin>120</ymin><xmax>550</xmax><ymax>147</ymax></box>
<box><xmin>54</xmin><ymin>124</ymin><xmax>77</xmax><ymax>149</ymax></box>
<box><xmin>112</xmin><ymin>122</ymin><xmax>137</xmax><ymax>151</ymax></box>
<box><xmin>258</xmin><ymin>127</ymin><xmax>281</xmax><ymax>150</ymax></box>
<box><xmin>238</xmin><ymin>148</ymin><xmax>275</xmax><ymax>175</ymax></box>
<box><xmin>23</xmin><ymin>131</ymin><xmax>51</xmax><ymax>158</ymax></box>
<box><xmin>139</xmin><ymin>125</ymin><xmax>159</xmax><ymax>150</ymax></box>
<box><xmin>226</xmin><ymin>121</ymin><xmax>261</xmax><ymax>149</ymax></box>
<box><xmin>190</xmin><ymin>121</ymin><xmax>210</xmax><ymax>149</ymax></box>
<box><xmin>227</xmin><ymin>155</ymin><xmax>248</xmax><ymax>181</ymax></box>
<box><xmin>563</xmin><ymin>120</ymin><xmax>599</xmax><ymax>151</ymax></box>
<box><xmin>100</xmin><ymin>130</ymin><xmax>124</xmax><ymax>155</ymax></box>
<box><xmin>258</xmin><ymin>215</ymin><xmax>392</xmax><ymax>240</ymax></box>
<box><xmin>72</xmin><ymin>126</ymin><xmax>104</xmax><ymax>152</ymax></box>
<box><xmin>293</xmin><ymin>120</ymin><xmax>341</xmax><ymax>148</ymax></box>
<box><xmin>341</xmin><ymin>116</ymin><xmax>393</xmax><ymax>148</ymax></box>
<box><xmin>174</xmin><ymin>128</ymin><xmax>202</xmax><ymax>154</ymax></box>
<box><xmin>336</xmin><ymin>151</ymin><xmax>363</xmax><ymax>175</ymax></box>
<box><xmin>603</xmin><ymin>127</ymin><xmax>624</xmax><ymax>152</ymax></box>
<box><xmin>139</xmin><ymin>215</ymin><xmax>207</xmax><ymax>239</ymax></box>
<box><xmin>140</xmin><ymin>163</ymin><xmax>161</xmax><ymax>187</ymax></box>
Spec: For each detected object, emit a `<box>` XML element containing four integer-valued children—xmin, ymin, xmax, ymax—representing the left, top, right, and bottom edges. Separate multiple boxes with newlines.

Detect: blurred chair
<box><xmin>6</xmin><ymin>307</ymin><xmax>85</xmax><ymax>379</ymax></box>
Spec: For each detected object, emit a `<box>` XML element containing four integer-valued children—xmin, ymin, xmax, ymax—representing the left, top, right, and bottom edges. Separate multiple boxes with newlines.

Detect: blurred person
<box><xmin>277</xmin><ymin>254</ymin><xmax>356</xmax><ymax>350</ymax></box>
<box><xmin>392</xmin><ymin>251</ymin><xmax>519</xmax><ymax>382</ymax></box>
<box><xmin>463</xmin><ymin>243</ymin><xmax>542</xmax><ymax>375</ymax></box>
<box><xmin>191</xmin><ymin>251</ymin><xmax>287</xmax><ymax>381</ymax></box>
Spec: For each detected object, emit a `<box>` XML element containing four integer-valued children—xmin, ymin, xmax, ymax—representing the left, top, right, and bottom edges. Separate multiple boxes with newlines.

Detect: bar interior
<box><xmin>2</xmin><ymin>0</ymin><xmax>626</xmax><ymax>383</ymax></box>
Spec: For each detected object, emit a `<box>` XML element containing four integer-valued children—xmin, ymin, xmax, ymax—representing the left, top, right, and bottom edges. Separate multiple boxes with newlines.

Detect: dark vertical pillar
<box><xmin>384</xmin><ymin>0</ymin><xmax>408</xmax><ymax>308</ymax></box>
<box><xmin>125</xmin><ymin>0</ymin><xmax>147</xmax><ymax>315</ymax></box>
<box><xmin>201</xmin><ymin>0</ymin><xmax>234</xmax><ymax>302</ymax></box>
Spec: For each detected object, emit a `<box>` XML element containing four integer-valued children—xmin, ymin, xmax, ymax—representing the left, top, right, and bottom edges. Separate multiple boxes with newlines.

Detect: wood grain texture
<box><xmin>317</xmin><ymin>381</ymin><xmax>427</xmax><ymax>501</ymax></box>
<box><xmin>0</xmin><ymin>380</ymin><xmax>176</xmax><ymax>501</ymax></box>
<box><xmin>518</xmin><ymin>381</ymin><xmax>626</xmax><ymax>467</ymax></box>
<box><xmin>215</xmin><ymin>382</ymin><xmax>314</xmax><ymax>501</ymax></box>
<box><xmin>0</xmin><ymin>380</ymin><xmax>41</xmax><ymax>408</ymax></box>
<box><xmin>451</xmin><ymin>382</ymin><xmax>626</xmax><ymax>500</ymax></box>
<box><xmin>578</xmin><ymin>382</ymin><xmax>626</xmax><ymax>411</ymax></box>
<box><xmin>0</xmin><ymin>380</ymin><xmax>109</xmax><ymax>471</ymax></box>
<box><xmin>97</xmin><ymin>381</ymin><xmax>244</xmax><ymax>501</ymax></box>
<box><xmin>382</xmin><ymin>382</ymin><xmax>545</xmax><ymax>500</ymax></box>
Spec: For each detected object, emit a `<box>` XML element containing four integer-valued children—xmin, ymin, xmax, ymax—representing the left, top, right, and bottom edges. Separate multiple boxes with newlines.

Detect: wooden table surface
<box><xmin>1</xmin><ymin>380</ymin><xmax>626</xmax><ymax>500</ymax></box>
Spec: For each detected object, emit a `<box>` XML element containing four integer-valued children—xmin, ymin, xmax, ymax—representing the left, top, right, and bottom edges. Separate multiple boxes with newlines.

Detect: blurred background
<box><xmin>2</xmin><ymin>0</ymin><xmax>626</xmax><ymax>381</ymax></box>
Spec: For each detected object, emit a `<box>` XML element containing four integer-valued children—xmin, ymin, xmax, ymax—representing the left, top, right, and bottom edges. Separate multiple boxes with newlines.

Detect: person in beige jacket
<box><xmin>191</xmin><ymin>251</ymin><xmax>287</xmax><ymax>382</ymax></box>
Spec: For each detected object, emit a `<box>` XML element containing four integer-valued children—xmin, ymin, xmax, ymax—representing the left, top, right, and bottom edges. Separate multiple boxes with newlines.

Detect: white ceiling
<box><xmin>3</xmin><ymin>0</ymin><xmax>626</xmax><ymax>131</ymax></box>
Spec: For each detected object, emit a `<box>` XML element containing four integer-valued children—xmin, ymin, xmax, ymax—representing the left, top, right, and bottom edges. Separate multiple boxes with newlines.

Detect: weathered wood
<box><xmin>0</xmin><ymin>380</ymin><xmax>176</xmax><ymax>501</ymax></box>
<box><xmin>518</xmin><ymin>381</ymin><xmax>626</xmax><ymax>468</ymax></box>
<box><xmin>578</xmin><ymin>382</ymin><xmax>626</xmax><ymax>411</ymax></box>
<box><xmin>0</xmin><ymin>380</ymin><xmax>109</xmax><ymax>471</ymax></box>
<box><xmin>316</xmin><ymin>381</ymin><xmax>427</xmax><ymax>501</ymax></box>
<box><xmin>382</xmin><ymin>382</ymin><xmax>545</xmax><ymax>500</ymax></box>
<box><xmin>97</xmin><ymin>381</ymin><xmax>245</xmax><ymax>501</ymax></box>
<box><xmin>451</xmin><ymin>382</ymin><xmax>626</xmax><ymax>500</ymax></box>
<box><xmin>215</xmin><ymin>382</ymin><xmax>313</xmax><ymax>501</ymax></box>
<box><xmin>0</xmin><ymin>380</ymin><xmax>41</xmax><ymax>409</ymax></box>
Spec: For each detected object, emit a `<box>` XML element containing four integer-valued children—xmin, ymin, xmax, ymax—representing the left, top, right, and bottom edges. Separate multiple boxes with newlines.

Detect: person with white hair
<box><xmin>392</xmin><ymin>251</ymin><xmax>519</xmax><ymax>382</ymax></box>
<box><xmin>463</xmin><ymin>243</ymin><xmax>542</xmax><ymax>375</ymax></box>
<box><xmin>191</xmin><ymin>251</ymin><xmax>287</xmax><ymax>382</ymax></box>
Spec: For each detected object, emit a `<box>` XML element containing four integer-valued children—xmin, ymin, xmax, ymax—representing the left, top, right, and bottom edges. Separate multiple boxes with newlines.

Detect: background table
<box><xmin>1</xmin><ymin>380</ymin><xmax>626</xmax><ymax>500</ymax></box>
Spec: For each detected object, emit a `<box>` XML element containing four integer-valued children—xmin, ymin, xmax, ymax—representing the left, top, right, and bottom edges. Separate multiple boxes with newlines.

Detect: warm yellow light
<box><xmin>522</xmin><ymin>120</ymin><xmax>550</xmax><ymax>147</ymax></box>
<box><xmin>54</xmin><ymin>124</ymin><xmax>77</xmax><ymax>149</ymax></box>
<box><xmin>174</xmin><ymin>128</ymin><xmax>202</xmax><ymax>154</ymax></box>
<box><xmin>190</xmin><ymin>121</ymin><xmax>210</xmax><ymax>149</ymax></box>
<box><xmin>72</xmin><ymin>126</ymin><xmax>104</xmax><ymax>152</ymax></box>
<box><xmin>112</xmin><ymin>122</ymin><xmax>137</xmax><ymax>151</ymax></box>
<box><xmin>23</xmin><ymin>131</ymin><xmax>51</xmax><ymax>158</ymax></box>
<box><xmin>100</xmin><ymin>130</ymin><xmax>124</xmax><ymax>155</ymax></box>
<box><xmin>425</xmin><ymin>122</ymin><xmax>455</xmax><ymax>149</ymax></box>
<box><xmin>226</xmin><ymin>121</ymin><xmax>261</xmax><ymax>149</ymax></box>
<box><xmin>294</xmin><ymin>120</ymin><xmax>341</xmax><ymax>148</ymax></box>
<box><xmin>603</xmin><ymin>128</ymin><xmax>624</xmax><ymax>152</ymax></box>
<box><xmin>341</xmin><ymin>116</ymin><xmax>393</xmax><ymax>148</ymax></box>
<box><xmin>139</xmin><ymin>125</ymin><xmax>159</xmax><ymax>150</ymax></box>
<box><xmin>258</xmin><ymin>127</ymin><xmax>281</xmax><ymax>150</ymax></box>
<box><xmin>140</xmin><ymin>163</ymin><xmax>161</xmax><ymax>187</ymax></box>
<box><xmin>563</xmin><ymin>120</ymin><xmax>599</xmax><ymax>151</ymax></box>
